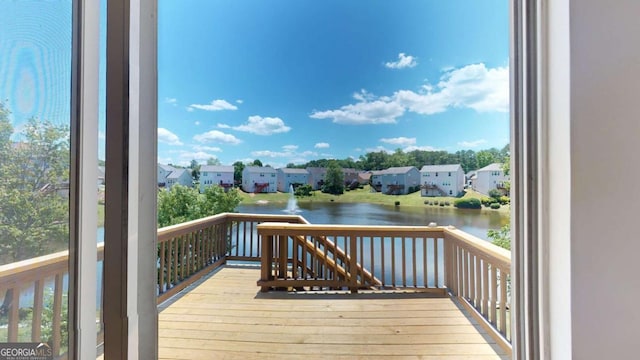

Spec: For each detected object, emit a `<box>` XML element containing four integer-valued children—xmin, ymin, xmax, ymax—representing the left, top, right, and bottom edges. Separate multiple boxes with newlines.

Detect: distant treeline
<box><xmin>286</xmin><ymin>145</ymin><xmax>510</xmax><ymax>174</ymax></box>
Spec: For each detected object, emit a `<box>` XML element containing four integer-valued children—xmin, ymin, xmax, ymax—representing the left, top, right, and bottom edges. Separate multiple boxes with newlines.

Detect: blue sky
<box><xmin>1</xmin><ymin>0</ymin><xmax>509</xmax><ymax>168</ymax></box>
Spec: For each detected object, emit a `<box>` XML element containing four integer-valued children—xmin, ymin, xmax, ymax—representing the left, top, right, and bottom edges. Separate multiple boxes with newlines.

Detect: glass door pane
<box><xmin>0</xmin><ymin>1</ymin><xmax>73</xmax><ymax>356</ymax></box>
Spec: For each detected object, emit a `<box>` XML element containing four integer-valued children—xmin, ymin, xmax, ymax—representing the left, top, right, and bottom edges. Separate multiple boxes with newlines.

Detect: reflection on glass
<box><xmin>0</xmin><ymin>1</ymin><xmax>73</xmax><ymax>356</ymax></box>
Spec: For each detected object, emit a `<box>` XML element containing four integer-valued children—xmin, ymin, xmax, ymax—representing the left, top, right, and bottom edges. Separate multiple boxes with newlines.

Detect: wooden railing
<box><xmin>0</xmin><ymin>213</ymin><xmax>302</xmax><ymax>356</ymax></box>
<box><xmin>256</xmin><ymin>222</ymin><xmax>512</xmax><ymax>351</ymax></box>
<box><xmin>257</xmin><ymin>223</ymin><xmax>447</xmax><ymax>293</ymax></box>
<box><xmin>0</xmin><ymin>244</ymin><xmax>105</xmax><ymax>357</ymax></box>
<box><xmin>0</xmin><ymin>213</ymin><xmax>512</xmax><ymax>355</ymax></box>
<box><xmin>157</xmin><ymin>213</ymin><xmax>304</xmax><ymax>302</ymax></box>
<box><xmin>444</xmin><ymin>227</ymin><xmax>511</xmax><ymax>348</ymax></box>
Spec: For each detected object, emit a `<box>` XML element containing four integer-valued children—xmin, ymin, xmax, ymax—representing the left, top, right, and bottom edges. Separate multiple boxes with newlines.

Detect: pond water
<box><xmin>238</xmin><ymin>201</ymin><xmax>508</xmax><ymax>241</ymax></box>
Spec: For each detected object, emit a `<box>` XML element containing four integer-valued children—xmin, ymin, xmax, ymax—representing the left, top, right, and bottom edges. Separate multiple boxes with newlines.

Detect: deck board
<box><xmin>158</xmin><ymin>266</ymin><xmax>509</xmax><ymax>359</ymax></box>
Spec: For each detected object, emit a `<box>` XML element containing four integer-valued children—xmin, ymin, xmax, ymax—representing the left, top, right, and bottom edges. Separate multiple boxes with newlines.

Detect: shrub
<box><xmin>454</xmin><ymin>198</ymin><xmax>482</xmax><ymax>209</ymax></box>
<box><xmin>439</xmin><ymin>203</ymin><xmax>445</xmax><ymax>207</ymax></box>
<box><xmin>294</xmin><ymin>184</ymin><xmax>313</xmax><ymax>197</ymax></box>
<box><xmin>394</xmin><ymin>201</ymin><xmax>400</xmax><ymax>206</ymax></box>
<box><xmin>444</xmin><ymin>201</ymin><xmax>450</xmax><ymax>206</ymax></box>
<box><xmin>499</xmin><ymin>196</ymin><xmax>510</xmax><ymax>205</ymax></box>
<box><xmin>424</xmin><ymin>200</ymin><xmax>429</xmax><ymax>205</ymax></box>
<box><xmin>481</xmin><ymin>197</ymin><xmax>494</xmax><ymax>207</ymax></box>
<box><xmin>434</xmin><ymin>200</ymin><xmax>439</xmax><ymax>206</ymax></box>
<box><xmin>488</xmin><ymin>189</ymin><xmax>503</xmax><ymax>200</ymax></box>
<box><xmin>490</xmin><ymin>202</ymin><xmax>501</xmax><ymax>209</ymax></box>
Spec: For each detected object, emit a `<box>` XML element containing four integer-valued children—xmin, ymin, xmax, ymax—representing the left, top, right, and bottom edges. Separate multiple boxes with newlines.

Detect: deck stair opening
<box><xmin>385</xmin><ymin>184</ymin><xmax>405</xmax><ymax>195</ymax></box>
<box><xmin>253</xmin><ymin>182</ymin><xmax>269</xmax><ymax>193</ymax></box>
<box><xmin>421</xmin><ymin>183</ymin><xmax>447</xmax><ymax>196</ymax></box>
<box><xmin>288</xmin><ymin>233</ymin><xmax>381</xmax><ymax>291</ymax></box>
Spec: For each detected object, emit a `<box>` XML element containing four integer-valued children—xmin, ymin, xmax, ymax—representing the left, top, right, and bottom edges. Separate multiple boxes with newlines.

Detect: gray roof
<box><xmin>278</xmin><ymin>168</ymin><xmax>309</xmax><ymax>174</ymax></box>
<box><xmin>382</xmin><ymin>166</ymin><xmax>418</xmax><ymax>175</ymax></box>
<box><xmin>245</xmin><ymin>166</ymin><xmax>277</xmax><ymax>173</ymax></box>
<box><xmin>477</xmin><ymin>163</ymin><xmax>504</xmax><ymax>172</ymax></box>
<box><xmin>420</xmin><ymin>164</ymin><xmax>463</xmax><ymax>172</ymax></box>
<box><xmin>158</xmin><ymin>163</ymin><xmax>176</xmax><ymax>172</ymax></box>
<box><xmin>201</xmin><ymin>165</ymin><xmax>234</xmax><ymax>173</ymax></box>
<box><xmin>167</xmin><ymin>168</ymin><xmax>190</xmax><ymax>179</ymax></box>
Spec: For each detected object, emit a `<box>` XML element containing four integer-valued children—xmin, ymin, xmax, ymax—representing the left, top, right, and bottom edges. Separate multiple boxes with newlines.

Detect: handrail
<box><xmin>0</xmin><ymin>213</ymin><xmax>300</xmax><ymax>355</ymax></box>
<box><xmin>257</xmin><ymin>222</ymin><xmax>448</xmax><ymax>292</ymax></box>
<box><xmin>0</xmin><ymin>213</ymin><xmax>512</xmax><ymax>355</ymax></box>
<box><xmin>256</xmin><ymin>221</ymin><xmax>512</xmax><ymax>353</ymax></box>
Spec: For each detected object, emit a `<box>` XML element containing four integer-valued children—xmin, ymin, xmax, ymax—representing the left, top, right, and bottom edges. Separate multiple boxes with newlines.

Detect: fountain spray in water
<box><xmin>284</xmin><ymin>184</ymin><xmax>300</xmax><ymax>213</ymax></box>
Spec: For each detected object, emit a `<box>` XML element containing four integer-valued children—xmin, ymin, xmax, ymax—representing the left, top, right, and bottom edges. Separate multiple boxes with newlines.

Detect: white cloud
<box><xmin>186</xmin><ymin>107</ymin><xmax>194</xmax><ymax>112</ymax></box>
<box><xmin>457</xmin><ymin>139</ymin><xmax>488</xmax><ymax>148</ymax></box>
<box><xmin>314</xmin><ymin>142</ymin><xmax>330</xmax><ymax>149</ymax></box>
<box><xmin>158</xmin><ymin>128</ymin><xmax>183</xmax><ymax>146</ymax></box>
<box><xmin>311</xmin><ymin>63</ymin><xmax>508</xmax><ymax>125</ymax></box>
<box><xmin>188</xmin><ymin>99</ymin><xmax>238</xmax><ymax>111</ymax></box>
<box><xmin>385</xmin><ymin>53</ymin><xmax>418</xmax><ymax>69</ymax></box>
<box><xmin>395</xmin><ymin>63</ymin><xmax>509</xmax><ymax>114</ymax></box>
<box><xmin>171</xmin><ymin>151</ymin><xmax>220</xmax><ymax>165</ymax></box>
<box><xmin>230</xmin><ymin>115</ymin><xmax>291</xmax><ymax>135</ymax></box>
<box><xmin>236</xmin><ymin>99</ymin><xmax>243</xmax><ymax>104</ymax></box>
<box><xmin>193</xmin><ymin>130</ymin><xmax>241</xmax><ymax>145</ymax></box>
<box><xmin>380</xmin><ymin>137</ymin><xmax>416</xmax><ymax>146</ymax></box>
<box><xmin>250</xmin><ymin>145</ymin><xmax>317</xmax><ymax>160</ymax></box>
<box><xmin>365</xmin><ymin>146</ymin><xmax>393</xmax><ymax>153</ymax></box>
<box><xmin>310</xmin><ymin>92</ymin><xmax>405</xmax><ymax>125</ymax></box>
<box><xmin>404</xmin><ymin>145</ymin><xmax>439</xmax><ymax>152</ymax></box>
<box><xmin>251</xmin><ymin>150</ymin><xmax>288</xmax><ymax>158</ymax></box>
<box><xmin>165</xmin><ymin>97</ymin><xmax>177</xmax><ymax>106</ymax></box>
<box><xmin>192</xmin><ymin>145</ymin><xmax>223</xmax><ymax>152</ymax></box>
<box><xmin>194</xmin><ymin>121</ymin><xmax>200</xmax><ymax>126</ymax></box>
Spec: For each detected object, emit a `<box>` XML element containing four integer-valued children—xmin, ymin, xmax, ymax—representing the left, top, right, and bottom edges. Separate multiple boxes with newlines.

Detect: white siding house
<box><xmin>242</xmin><ymin>166</ymin><xmax>277</xmax><ymax>193</ymax></box>
<box><xmin>474</xmin><ymin>163</ymin><xmax>509</xmax><ymax>195</ymax></box>
<box><xmin>277</xmin><ymin>168</ymin><xmax>309</xmax><ymax>192</ymax></box>
<box><xmin>157</xmin><ymin>163</ymin><xmax>176</xmax><ymax>187</ymax></box>
<box><xmin>379</xmin><ymin>166</ymin><xmax>420</xmax><ymax>195</ymax></box>
<box><xmin>370</xmin><ymin>170</ymin><xmax>384</xmax><ymax>192</ymax></box>
<box><xmin>420</xmin><ymin>164</ymin><xmax>465</xmax><ymax>197</ymax></box>
<box><xmin>165</xmin><ymin>168</ymin><xmax>193</xmax><ymax>189</ymax></box>
<box><xmin>306</xmin><ymin>167</ymin><xmax>327</xmax><ymax>190</ymax></box>
<box><xmin>200</xmin><ymin>165</ymin><xmax>234</xmax><ymax>193</ymax></box>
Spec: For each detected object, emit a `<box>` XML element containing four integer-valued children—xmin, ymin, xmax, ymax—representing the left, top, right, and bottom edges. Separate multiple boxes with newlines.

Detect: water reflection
<box><xmin>238</xmin><ymin>202</ymin><xmax>508</xmax><ymax>240</ymax></box>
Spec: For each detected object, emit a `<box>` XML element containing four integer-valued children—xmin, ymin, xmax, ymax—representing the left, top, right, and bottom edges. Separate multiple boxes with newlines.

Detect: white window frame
<box><xmin>91</xmin><ymin>0</ymin><xmax>562</xmax><ymax>358</ymax></box>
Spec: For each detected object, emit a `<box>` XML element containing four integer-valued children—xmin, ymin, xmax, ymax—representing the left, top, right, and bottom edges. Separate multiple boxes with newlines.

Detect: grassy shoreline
<box><xmin>239</xmin><ymin>185</ymin><xmax>510</xmax><ymax>214</ymax></box>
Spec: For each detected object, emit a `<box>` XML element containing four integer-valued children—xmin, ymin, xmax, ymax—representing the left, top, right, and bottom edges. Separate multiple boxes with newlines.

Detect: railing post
<box><xmin>349</xmin><ymin>235</ymin><xmax>358</xmax><ymax>293</ymax></box>
<box><xmin>278</xmin><ymin>235</ymin><xmax>288</xmax><ymax>279</ymax></box>
<box><xmin>260</xmin><ymin>234</ymin><xmax>273</xmax><ymax>292</ymax></box>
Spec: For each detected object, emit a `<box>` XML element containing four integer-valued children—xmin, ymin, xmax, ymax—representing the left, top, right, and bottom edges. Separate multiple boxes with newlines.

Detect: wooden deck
<box><xmin>158</xmin><ymin>266</ymin><xmax>509</xmax><ymax>359</ymax></box>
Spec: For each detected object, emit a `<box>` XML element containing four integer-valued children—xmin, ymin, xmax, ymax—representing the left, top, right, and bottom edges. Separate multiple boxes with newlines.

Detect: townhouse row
<box><xmin>157</xmin><ymin>163</ymin><xmax>509</xmax><ymax>196</ymax></box>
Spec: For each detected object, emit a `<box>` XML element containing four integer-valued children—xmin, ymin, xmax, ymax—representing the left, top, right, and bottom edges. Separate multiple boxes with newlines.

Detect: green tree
<box><xmin>201</xmin><ymin>185</ymin><xmax>241</xmax><ymax>216</ymax></box>
<box><xmin>206</xmin><ymin>157</ymin><xmax>221</xmax><ymax>165</ymax></box>
<box><xmin>251</xmin><ymin>159</ymin><xmax>263</xmax><ymax>167</ymax></box>
<box><xmin>157</xmin><ymin>185</ymin><xmax>201</xmax><ymax>227</ymax></box>
<box><xmin>233</xmin><ymin>161</ymin><xmax>245</xmax><ymax>184</ymax></box>
<box><xmin>322</xmin><ymin>161</ymin><xmax>344</xmax><ymax>195</ymax></box>
<box><xmin>0</xmin><ymin>105</ymin><xmax>70</xmax><ymax>264</ymax></box>
<box><xmin>487</xmin><ymin>223</ymin><xmax>511</xmax><ymax>250</ymax></box>
<box><xmin>189</xmin><ymin>159</ymin><xmax>201</xmax><ymax>181</ymax></box>
<box><xmin>476</xmin><ymin>150</ymin><xmax>497</xmax><ymax>169</ymax></box>
<box><xmin>294</xmin><ymin>184</ymin><xmax>313</xmax><ymax>197</ymax></box>
<box><xmin>157</xmin><ymin>184</ymin><xmax>241</xmax><ymax>227</ymax></box>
